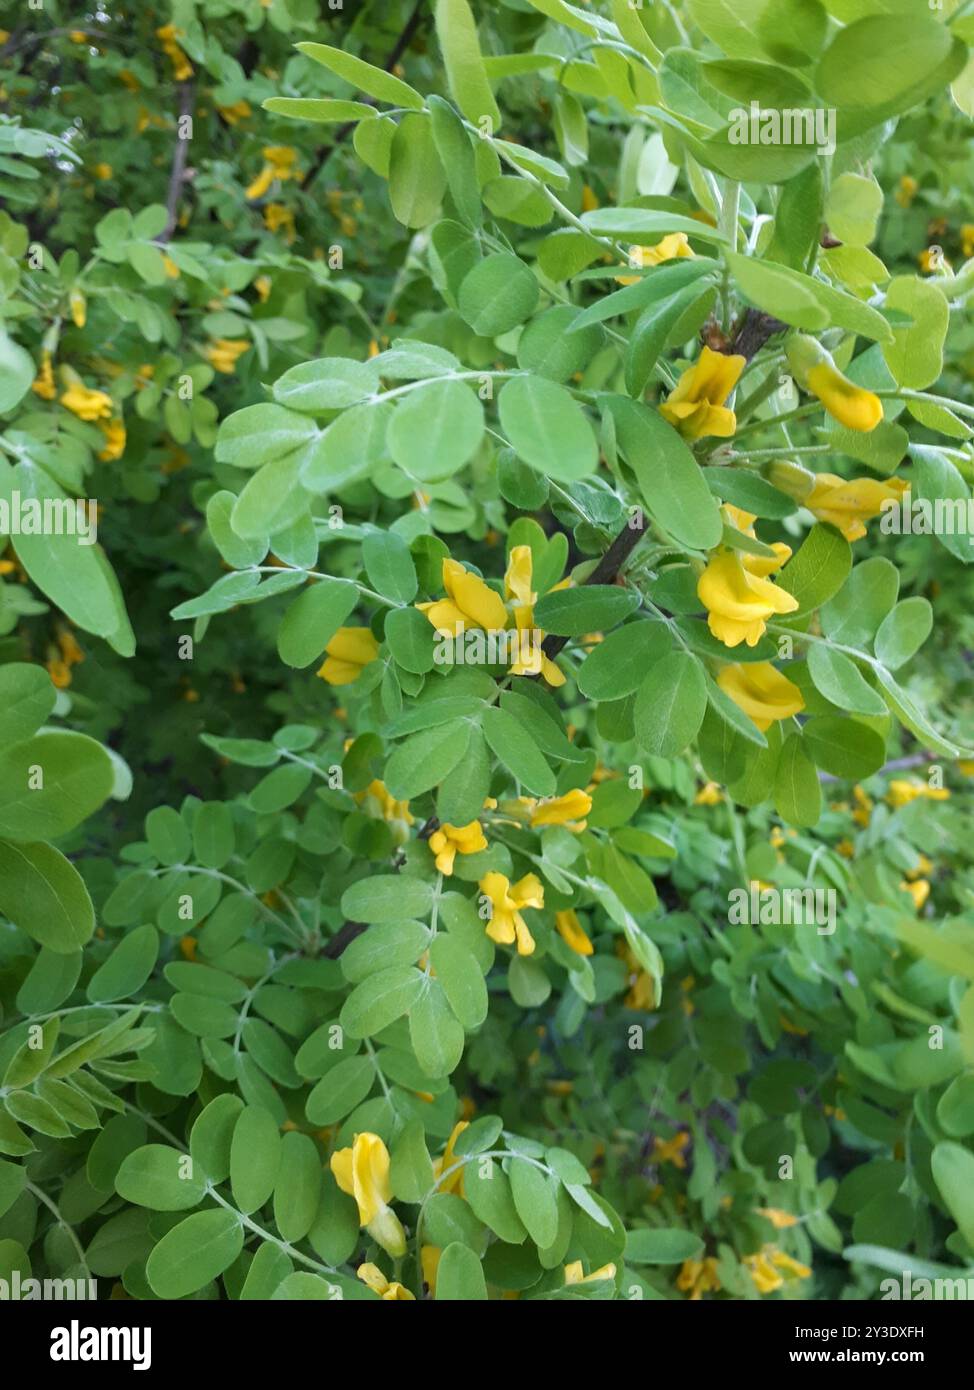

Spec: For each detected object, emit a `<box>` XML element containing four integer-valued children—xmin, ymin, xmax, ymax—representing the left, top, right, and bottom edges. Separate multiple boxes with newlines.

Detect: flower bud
<box><xmin>785</xmin><ymin>334</ymin><xmax>882</xmax><ymax>433</ymax></box>
<box><xmin>761</xmin><ymin>459</ymin><xmax>816</xmax><ymax>502</ymax></box>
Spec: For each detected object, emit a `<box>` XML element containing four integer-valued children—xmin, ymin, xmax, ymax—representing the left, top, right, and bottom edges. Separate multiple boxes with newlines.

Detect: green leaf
<box><xmin>341</xmin><ymin>875</ymin><xmax>434</xmax><ymax>923</ymax></box>
<box><xmin>0</xmin><ymin>328</ymin><xmax>34</xmax><ymax>412</ymax></box>
<box><xmin>778</xmin><ymin>524</ymin><xmax>852</xmax><ymax>617</ymax></box>
<box><xmin>436</xmin><ymin>1241</ymin><xmax>488</xmax><ymax>1300</ymax></box>
<box><xmin>774</xmin><ymin>733</ymin><xmax>822</xmax><ymax>828</ymax></box>
<box><xmin>390</xmin><ymin>1119</ymin><xmax>435</xmax><ymax>1203</ymax></box>
<box><xmin>388</xmin><ymin>379</ymin><xmax>485</xmax><ymax>482</ymax></box>
<box><xmin>295</xmin><ymin>42</ymin><xmax>426</xmax><ymax>110</ymax></box>
<box><xmin>625</xmin><ymin>1227</ymin><xmax>704</xmax><ymax>1264</ymax></box>
<box><xmin>577</xmin><ymin>622</ymin><xmax>673</xmax><ymax>701</ymax></box>
<box><xmin>802</xmin><ymin>716</ymin><xmax>886</xmax><ymax>780</ymax></box>
<box><xmin>385</xmin><ymin>606</ymin><xmax>437</xmax><ymax>674</ymax></box>
<box><xmin>409</xmin><ymin>980</ymin><xmax>465</xmax><ymax>1075</ymax></box>
<box><xmin>806</xmin><ymin>644</ymin><xmax>886</xmax><ymax>716</ymax></box>
<box><xmin>277</xmin><ymin>579</ymin><xmax>358</xmax><ymax>669</ymax></box>
<box><xmin>87</xmin><ymin>925</ymin><xmax>159</xmax><ymax>1004</ymax></box>
<box><xmin>230</xmin><ymin>1107</ymin><xmax>281</xmax><ymax>1215</ymax></box>
<box><xmin>435</xmin><ymin>0</ymin><xmax>501</xmax><ymax>129</ymax></box>
<box><xmin>726</xmin><ymin>251</ymin><xmax>892</xmax><ymax>343</ymax></box>
<box><xmin>607</xmin><ymin>397</ymin><xmax>723</xmax><ymax>551</ymax></box>
<box><xmin>8</xmin><ymin>464</ymin><xmax>133</xmax><ymax>647</ymax></box>
<box><xmin>482</xmin><ymin>706</ymin><xmax>556</xmax><ymax>796</ymax></box>
<box><xmin>385</xmin><ymin>720</ymin><xmax>471</xmax><ymax>798</ymax></box>
<box><xmin>262</xmin><ymin>97</ymin><xmax>376</xmax><ymax>123</ymax></box>
<box><xmin>534</xmin><ymin>586</ymin><xmax>638</xmax><ymax>637</ymax></box>
<box><xmin>192</xmin><ymin>802</ymin><xmax>235</xmax><ymax>871</ymax></box>
<box><xmin>273</xmin><ymin>1132</ymin><xmax>322</xmax><ymax>1242</ymax></box>
<box><xmin>215</xmin><ymin>403</ymin><xmax>318</xmax><ymax>470</ymax></box>
<box><xmin>389</xmin><ymin>113</ymin><xmax>446</xmax><ymax>228</ymax></box>
<box><xmin>931</xmin><ymin>1142</ymin><xmax>974</xmax><ymax>1250</ymax></box>
<box><xmin>430</xmin><ymin>935</ymin><xmax>488</xmax><ymax>1028</ymax></box>
<box><xmin>465</xmin><ymin>1158</ymin><xmax>528</xmax><ymax>1243</ymax></box>
<box><xmin>306</xmin><ymin>1056</ymin><xmax>375</xmax><ymax>1125</ymax></box>
<box><xmin>873</xmin><ymin>666</ymin><xmax>966</xmax><ymax>759</ymax></box>
<box><xmin>580</xmin><ymin>208</ymin><xmax>727</xmax><ymax>244</ymax></box>
<box><xmin>874</xmin><ymin>598</ymin><xmax>933</xmax><ymax>672</ymax></box>
<box><xmin>0</xmin><ymin>664</ymin><xmax>56</xmax><ymax>746</ymax></box>
<box><xmin>145</xmin><ymin>1209</ymin><xmax>244</xmax><ymax>1298</ymax></box>
<box><xmin>271</xmin><ymin>357</ymin><xmax>380</xmax><ymax>414</ymax></box>
<box><xmin>816</xmin><ymin>14</ymin><xmax>959</xmax><ymax>114</ymax></box>
<box><xmin>882</xmin><ymin>277</ymin><xmax>949</xmax><ymax>390</ymax></box>
<box><xmin>822</xmin><ymin>556</ymin><xmax>899</xmax><ymax>647</ymax></box>
<box><xmin>190</xmin><ymin>1094</ymin><xmax>243</xmax><ymax>1185</ymax></box>
<box><xmin>341</xmin><ymin>966</ymin><xmax>426</xmax><ymax>1039</ymax></box>
<box><xmin>633</xmin><ymin>650</ymin><xmax>707</xmax><ymax>757</ymax></box>
<box><xmin>0</xmin><ymin>840</ymin><xmax>94</xmax><ymax>952</ymax></box>
<box><xmin>509</xmin><ymin>1158</ymin><xmax>559</xmax><ymax>1247</ymax></box>
<box><xmin>458</xmin><ymin>254</ymin><xmax>539</xmax><ymax>336</ymax></box>
<box><xmin>498</xmin><ymin>377</ymin><xmax>598</xmax><ymax>483</ymax></box>
<box><xmin>429</xmin><ymin>95</ymin><xmax>482</xmax><ymax>229</ymax></box>
<box><xmin>115</xmin><ymin>1144</ymin><xmax>207</xmax><ymax>1211</ymax></box>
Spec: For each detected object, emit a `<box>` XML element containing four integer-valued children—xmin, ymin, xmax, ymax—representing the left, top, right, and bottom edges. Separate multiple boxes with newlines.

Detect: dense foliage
<box><xmin>3</xmin><ymin>0</ymin><xmax>974</xmax><ymax>1304</ymax></box>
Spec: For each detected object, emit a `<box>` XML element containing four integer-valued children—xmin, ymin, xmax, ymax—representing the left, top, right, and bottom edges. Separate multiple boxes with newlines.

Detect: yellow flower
<box><xmin>805</xmin><ymin>473</ymin><xmax>910</xmax><ymax>542</ymax></box>
<box><xmin>617</xmin><ymin>940</ymin><xmax>656</xmax><ymax>1010</ymax></box>
<box><xmin>524</xmin><ymin>788</ymin><xmax>592</xmax><ymax>832</ymax></box>
<box><xmin>317</xmin><ymin>626</ymin><xmax>379</xmax><ymax>686</ymax></box>
<box><xmin>418</xmin><ymin>557</ymin><xmax>508</xmax><ymax>636</ymax></box>
<box><xmin>716</xmin><ymin>662</ymin><xmax>804</xmax><ymax>732</ymax></box>
<box><xmin>69</xmin><ymin>289</ymin><xmax>87</xmax><ymax>328</ymax></box>
<box><xmin>564</xmin><ymin>1260</ymin><xmax>617</xmax><ymax>1285</ymax></box>
<box><xmin>895</xmin><ymin>175</ymin><xmax>918</xmax><ymax>208</ymax></box>
<box><xmin>156</xmin><ymin>23</ymin><xmax>193</xmax><ymax>81</ymax></box>
<box><xmin>162</xmin><ymin>254</ymin><xmax>180</xmax><ymax>279</ymax></box>
<box><xmin>852</xmin><ymin>784</ymin><xmax>873</xmax><ymax>828</ymax></box>
<box><xmin>98</xmin><ymin>418</ymin><xmax>126</xmax><ymax>461</ymax></box>
<box><xmin>432</xmin><ymin>1121</ymin><xmax>469</xmax><ymax>1196</ymax></box>
<box><xmin>503</xmin><ymin>544</ymin><xmax>566</xmax><ymax>687</ymax></box>
<box><xmin>254</xmin><ymin>274</ymin><xmax>272</xmax><ymax>302</ymax></box>
<box><xmin>919</xmin><ymin>246</ymin><xmax>950</xmax><ymax>274</ymax></box>
<box><xmin>421</xmin><ymin>1245</ymin><xmax>442</xmax><ymax>1295</ymax></box>
<box><xmin>32</xmin><ymin>351</ymin><xmax>57</xmax><ymax>401</ymax></box>
<box><xmin>356</xmin><ymin>1264</ymin><xmax>415</xmax><ymax>1301</ymax></box>
<box><xmin>677</xmin><ymin>1256</ymin><xmax>721</xmax><ymax>1300</ymax></box>
<box><xmin>660</xmin><ymin>346</ymin><xmax>745</xmax><ymax>441</ymax></box>
<box><xmin>203</xmin><ymin>337</ymin><xmax>250</xmax><ymax>374</ymax></box>
<box><xmin>581</xmin><ymin>184</ymin><xmax>599</xmax><ymax>212</ymax></box>
<box><xmin>698</xmin><ymin>550</ymin><xmax>799</xmax><ymax>648</ymax></box>
<box><xmin>616</xmin><ymin>232</ymin><xmax>695</xmax><ymax>284</ymax></box>
<box><xmin>93</xmin><ymin>162</ymin><xmax>112</xmax><ymax>180</ymax></box>
<box><xmin>744</xmin><ymin>1246</ymin><xmax>811</xmax><ymax>1294</ymax></box>
<box><xmin>217</xmin><ymin>99</ymin><xmax>253</xmax><ymax>126</ymax></box>
<box><xmin>899</xmin><ymin>878</ymin><xmax>929</xmax><ymax>910</ymax></box>
<box><xmin>962</xmin><ymin>225</ymin><xmax>974</xmax><ymax>260</ymax></box>
<box><xmin>722</xmin><ymin>505</ymin><xmax>792</xmax><ymax>576</ymax></box>
<box><xmin>757</xmin><ymin>1207</ymin><xmax>798</xmax><ymax>1229</ymax></box>
<box><xmin>428</xmin><ymin>821</ymin><xmax>487</xmax><ymax>875</ymax></box>
<box><xmin>246</xmin><ymin>146</ymin><xmax>300</xmax><ymax>200</ymax></box>
<box><xmin>61</xmin><ymin>383</ymin><xmax>113</xmax><ymax>421</ymax></box>
<box><xmin>887</xmin><ymin>778</ymin><xmax>950</xmax><ymax>807</ymax></box>
<box><xmin>694</xmin><ymin>781</ymin><xmax>722</xmax><ymax>806</ymax></box>
<box><xmin>480</xmin><ymin>871</ymin><xmax>544</xmax><ymax>956</ymax></box>
<box><xmin>786</xmin><ymin>335</ymin><xmax>882</xmax><ymax>433</ymax></box>
<box><xmin>354</xmin><ymin>779</ymin><xmax>414</xmax><ymax>845</ymax></box>
<box><xmin>263</xmin><ymin>202</ymin><xmax>295</xmax><ymax>243</ymax></box>
<box><xmin>330</xmin><ymin>1133</ymin><xmax>406</xmax><ymax>1256</ymax></box>
<box><xmin>554</xmin><ymin>908</ymin><xmax>593</xmax><ymax>956</ymax></box>
<box><xmin>653</xmin><ymin>1132</ymin><xmax>690</xmax><ymax>1169</ymax></box>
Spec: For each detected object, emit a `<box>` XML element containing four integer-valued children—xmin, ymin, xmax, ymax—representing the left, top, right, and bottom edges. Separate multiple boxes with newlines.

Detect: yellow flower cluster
<box><xmin>698</xmin><ymin>505</ymin><xmax>798</xmax><ymax>649</ymax></box>
<box><xmin>204</xmin><ymin>338</ymin><xmax>251</xmax><ymax>374</ymax></box>
<box><xmin>156</xmin><ymin>24</ymin><xmax>193</xmax><ymax>81</ymax></box>
<box><xmin>246</xmin><ymin>146</ymin><xmax>301</xmax><ymax>201</ymax></box>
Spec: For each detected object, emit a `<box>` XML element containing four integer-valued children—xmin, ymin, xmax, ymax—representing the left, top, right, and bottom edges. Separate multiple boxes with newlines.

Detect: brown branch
<box><xmin>158</xmin><ymin>80</ymin><xmax>195</xmax><ymax>245</ymax></box>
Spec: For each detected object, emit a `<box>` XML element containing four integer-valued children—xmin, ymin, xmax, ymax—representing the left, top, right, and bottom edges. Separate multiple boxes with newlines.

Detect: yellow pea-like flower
<box><xmin>716</xmin><ymin>661</ymin><xmax>805</xmax><ymax>732</ymax></box>
<box><xmin>480</xmin><ymin>871</ymin><xmax>544</xmax><ymax>956</ymax></box>
<box><xmin>317</xmin><ymin>626</ymin><xmax>379</xmax><ymax>687</ymax></box>
<box><xmin>660</xmin><ymin>345</ymin><xmax>745</xmax><ymax>441</ymax></box>
<box><xmin>698</xmin><ymin>549</ymin><xmax>798</xmax><ymax>648</ymax></box>
<box><xmin>786</xmin><ymin>334</ymin><xmax>882</xmax><ymax>433</ymax></box>
<box><xmin>330</xmin><ymin>1133</ymin><xmax>406</xmax><ymax>1257</ymax></box>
